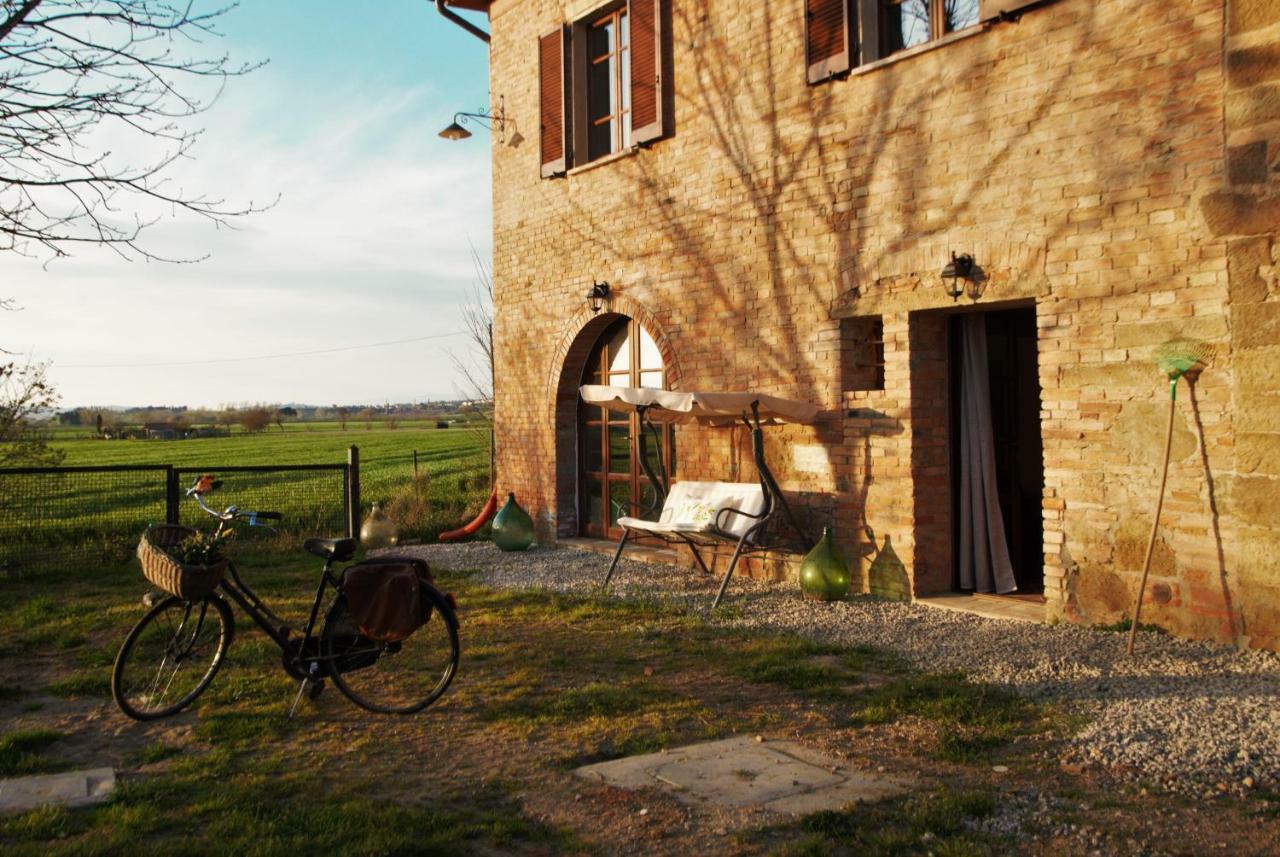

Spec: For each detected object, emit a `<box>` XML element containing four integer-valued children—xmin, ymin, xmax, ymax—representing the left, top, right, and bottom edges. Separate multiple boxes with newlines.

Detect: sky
<box><xmin>2</xmin><ymin>0</ymin><xmax>494</xmax><ymax>409</ymax></box>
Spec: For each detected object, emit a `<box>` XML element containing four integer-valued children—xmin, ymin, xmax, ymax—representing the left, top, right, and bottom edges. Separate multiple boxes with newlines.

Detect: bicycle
<box><xmin>111</xmin><ymin>475</ymin><xmax>459</xmax><ymax>721</ymax></box>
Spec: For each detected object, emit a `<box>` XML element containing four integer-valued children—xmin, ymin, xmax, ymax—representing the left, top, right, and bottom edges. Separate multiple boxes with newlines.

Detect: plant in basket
<box><xmin>168</xmin><ymin>529</ymin><xmax>234</xmax><ymax>567</ymax></box>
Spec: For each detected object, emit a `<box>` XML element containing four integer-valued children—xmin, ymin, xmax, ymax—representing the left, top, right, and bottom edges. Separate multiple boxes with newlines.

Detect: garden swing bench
<box><xmin>579</xmin><ymin>385</ymin><xmax>819</xmax><ymax>608</ymax></box>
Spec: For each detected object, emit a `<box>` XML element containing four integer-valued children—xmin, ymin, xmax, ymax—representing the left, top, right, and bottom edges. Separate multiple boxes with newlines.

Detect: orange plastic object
<box><xmin>439</xmin><ymin>491</ymin><xmax>498</xmax><ymax>542</ymax></box>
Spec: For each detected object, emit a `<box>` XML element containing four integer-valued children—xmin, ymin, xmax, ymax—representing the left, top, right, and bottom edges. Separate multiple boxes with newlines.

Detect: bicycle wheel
<box><xmin>321</xmin><ymin>584</ymin><xmax>459</xmax><ymax>715</ymax></box>
<box><xmin>112</xmin><ymin>594</ymin><xmax>233</xmax><ymax>721</ymax></box>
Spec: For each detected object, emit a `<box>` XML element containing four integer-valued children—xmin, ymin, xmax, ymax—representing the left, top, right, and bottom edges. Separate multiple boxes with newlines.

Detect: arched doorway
<box><xmin>577</xmin><ymin>316</ymin><xmax>676</xmax><ymax>539</ymax></box>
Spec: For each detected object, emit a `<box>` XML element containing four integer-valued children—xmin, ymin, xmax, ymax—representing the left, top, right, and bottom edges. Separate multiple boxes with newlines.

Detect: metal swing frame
<box><xmin>602</xmin><ymin>400</ymin><xmax>813</xmax><ymax>608</ymax></box>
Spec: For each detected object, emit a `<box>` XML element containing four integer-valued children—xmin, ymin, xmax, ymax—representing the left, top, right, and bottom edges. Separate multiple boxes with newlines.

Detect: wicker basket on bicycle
<box><xmin>137</xmin><ymin>525</ymin><xmax>227</xmax><ymax>600</ymax></box>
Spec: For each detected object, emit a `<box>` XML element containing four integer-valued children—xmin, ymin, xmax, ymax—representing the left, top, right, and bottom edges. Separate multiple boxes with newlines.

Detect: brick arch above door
<box><xmin>545</xmin><ymin>296</ymin><xmax>681</xmax><ymax>538</ymax></box>
<box><xmin>544</xmin><ymin>294</ymin><xmax>683</xmax><ymax>428</ymax></box>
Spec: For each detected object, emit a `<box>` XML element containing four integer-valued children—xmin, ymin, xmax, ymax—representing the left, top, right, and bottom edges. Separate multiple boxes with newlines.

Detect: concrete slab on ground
<box><xmin>0</xmin><ymin>768</ymin><xmax>115</xmax><ymax>814</ymax></box>
<box><xmin>575</xmin><ymin>736</ymin><xmax>913</xmax><ymax>815</ymax></box>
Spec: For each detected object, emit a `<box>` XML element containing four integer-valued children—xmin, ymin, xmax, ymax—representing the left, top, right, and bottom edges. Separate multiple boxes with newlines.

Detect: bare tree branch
<box><xmin>0</xmin><ymin>0</ymin><xmax>273</xmax><ymax>261</ymax></box>
<box><xmin>449</xmin><ymin>238</ymin><xmax>494</xmax><ymax>412</ymax></box>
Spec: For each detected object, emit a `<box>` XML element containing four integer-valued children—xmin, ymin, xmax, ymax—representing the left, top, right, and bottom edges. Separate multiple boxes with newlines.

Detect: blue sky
<box><xmin>2</xmin><ymin>0</ymin><xmax>493</xmax><ymax>408</ymax></box>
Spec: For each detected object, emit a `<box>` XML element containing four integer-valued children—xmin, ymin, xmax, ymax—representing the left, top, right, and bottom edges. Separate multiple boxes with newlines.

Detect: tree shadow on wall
<box><xmin>529</xmin><ymin>1</ymin><xmax>1220</xmax><ymax>563</ymax></box>
<box><xmin>541</xmin><ymin>2</ymin><xmax>1151</xmax><ymax>398</ymax></box>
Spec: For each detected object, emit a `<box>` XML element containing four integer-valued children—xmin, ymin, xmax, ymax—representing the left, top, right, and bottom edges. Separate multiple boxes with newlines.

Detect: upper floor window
<box><xmin>540</xmin><ymin>0</ymin><xmax>666</xmax><ymax>177</ymax></box>
<box><xmin>587</xmin><ymin>7</ymin><xmax>631</xmax><ymax>160</ymax></box>
<box><xmin>881</xmin><ymin>1</ymin><xmax>979</xmax><ymax>55</ymax></box>
<box><xmin>806</xmin><ymin>0</ymin><xmax>998</xmax><ymax>84</ymax></box>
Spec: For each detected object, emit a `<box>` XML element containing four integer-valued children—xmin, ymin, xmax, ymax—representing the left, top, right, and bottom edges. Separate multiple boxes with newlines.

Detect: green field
<box><xmin>1</xmin><ymin>423</ymin><xmax>491</xmax><ymax>576</ymax></box>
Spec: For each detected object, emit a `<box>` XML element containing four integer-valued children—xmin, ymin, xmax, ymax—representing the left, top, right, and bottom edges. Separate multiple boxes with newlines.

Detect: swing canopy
<box><xmin>578</xmin><ymin>385</ymin><xmax>818</xmax><ymax>427</ymax></box>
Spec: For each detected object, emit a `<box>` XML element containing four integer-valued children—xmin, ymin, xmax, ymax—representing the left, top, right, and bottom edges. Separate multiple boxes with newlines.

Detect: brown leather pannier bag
<box><xmin>340</xmin><ymin>557</ymin><xmax>435</xmax><ymax>642</ymax></box>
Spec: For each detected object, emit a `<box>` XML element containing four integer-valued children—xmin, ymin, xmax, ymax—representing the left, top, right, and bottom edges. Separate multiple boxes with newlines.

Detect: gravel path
<box><xmin>394</xmin><ymin>542</ymin><xmax>1280</xmax><ymax>797</ymax></box>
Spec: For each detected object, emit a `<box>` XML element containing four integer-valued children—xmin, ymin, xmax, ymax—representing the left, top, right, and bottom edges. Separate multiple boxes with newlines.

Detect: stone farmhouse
<box><xmin>438</xmin><ymin>0</ymin><xmax>1280</xmax><ymax>648</ymax></box>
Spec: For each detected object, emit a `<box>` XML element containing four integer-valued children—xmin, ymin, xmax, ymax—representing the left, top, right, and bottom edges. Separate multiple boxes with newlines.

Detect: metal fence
<box><xmin>0</xmin><ymin>457</ymin><xmax>356</xmax><ymax>577</ymax></box>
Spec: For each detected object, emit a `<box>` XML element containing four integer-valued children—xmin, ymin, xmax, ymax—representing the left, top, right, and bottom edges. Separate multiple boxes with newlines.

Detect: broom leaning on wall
<box><xmin>1126</xmin><ymin>338</ymin><xmax>1215</xmax><ymax>657</ymax></box>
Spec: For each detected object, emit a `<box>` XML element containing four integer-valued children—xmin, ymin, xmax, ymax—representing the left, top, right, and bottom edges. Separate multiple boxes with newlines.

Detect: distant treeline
<box><xmin>54</xmin><ymin>400</ymin><xmax>493</xmax><ymax>438</ymax></box>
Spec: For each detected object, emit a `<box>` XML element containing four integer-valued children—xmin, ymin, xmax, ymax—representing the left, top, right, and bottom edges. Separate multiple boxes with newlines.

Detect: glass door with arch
<box><xmin>578</xmin><ymin>317</ymin><xmax>675</xmax><ymax>539</ymax></box>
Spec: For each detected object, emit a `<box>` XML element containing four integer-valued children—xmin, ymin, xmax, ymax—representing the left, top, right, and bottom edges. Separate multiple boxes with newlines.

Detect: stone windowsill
<box><xmin>848</xmin><ymin>25</ymin><xmax>989</xmax><ymax>80</ymax></box>
<box><xmin>567</xmin><ymin>146</ymin><xmax>639</xmax><ymax>177</ymax></box>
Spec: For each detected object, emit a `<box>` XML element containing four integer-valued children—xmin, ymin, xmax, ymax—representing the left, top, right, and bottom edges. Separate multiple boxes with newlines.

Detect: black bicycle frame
<box><xmin>215</xmin><ymin>557</ymin><xmax>342</xmax><ymax>657</ymax></box>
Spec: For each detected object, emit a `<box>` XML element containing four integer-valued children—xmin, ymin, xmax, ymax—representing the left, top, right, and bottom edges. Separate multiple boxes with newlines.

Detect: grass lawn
<box><xmin>49</xmin><ymin>420</ymin><xmax>490</xmax><ymax>509</ymax></box>
<box><xmin>1</xmin><ymin>425</ymin><xmax>490</xmax><ymax>576</ymax></box>
<box><xmin>1</xmin><ymin>551</ymin><xmax>1277</xmax><ymax>854</ymax></box>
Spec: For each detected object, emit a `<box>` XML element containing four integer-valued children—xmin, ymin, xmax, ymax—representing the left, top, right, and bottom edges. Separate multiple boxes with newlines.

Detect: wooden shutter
<box><xmin>539</xmin><ymin>26</ymin><xmax>570</xmax><ymax>177</ymax></box>
<box><xmin>628</xmin><ymin>0</ymin><xmax>663</xmax><ymax>145</ymax></box>
<box><xmin>805</xmin><ymin>0</ymin><xmax>852</xmax><ymax>84</ymax></box>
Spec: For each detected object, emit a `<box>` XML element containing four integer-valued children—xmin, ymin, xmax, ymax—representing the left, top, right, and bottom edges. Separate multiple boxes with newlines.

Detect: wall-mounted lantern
<box><xmin>940</xmin><ymin>252</ymin><xmax>977</xmax><ymax>301</ymax></box>
<box><xmin>586</xmin><ymin>281</ymin><xmax>611</xmax><ymax>313</ymax></box>
<box><xmin>439</xmin><ymin>96</ymin><xmax>508</xmax><ymax>143</ymax></box>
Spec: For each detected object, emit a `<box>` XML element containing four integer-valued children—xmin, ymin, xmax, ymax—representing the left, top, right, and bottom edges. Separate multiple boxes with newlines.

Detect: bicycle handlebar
<box><xmin>187</xmin><ymin>476</ymin><xmax>282</xmax><ymax>528</ymax></box>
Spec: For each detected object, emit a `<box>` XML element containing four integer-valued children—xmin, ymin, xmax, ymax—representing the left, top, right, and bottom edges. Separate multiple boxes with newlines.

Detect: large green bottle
<box><xmin>492</xmin><ymin>492</ymin><xmax>534</xmax><ymax>551</ymax></box>
<box><xmin>799</xmin><ymin>526</ymin><xmax>850</xmax><ymax>601</ymax></box>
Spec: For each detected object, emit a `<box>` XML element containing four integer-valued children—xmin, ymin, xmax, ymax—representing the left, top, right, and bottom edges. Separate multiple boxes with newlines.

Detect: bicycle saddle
<box><xmin>304</xmin><ymin>537</ymin><xmax>357</xmax><ymax>562</ymax></box>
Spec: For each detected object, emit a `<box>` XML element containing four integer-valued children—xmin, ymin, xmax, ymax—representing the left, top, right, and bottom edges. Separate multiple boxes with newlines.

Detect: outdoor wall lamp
<box><xmin>940</xmin><ymin>252</ymin><xmax>977</xmax><ymax>301</ymax></box>
<box><xmin>586</xmin><ymin>281</ymin><xmax>611</xmax><ymax>313</ymax></box>
<box><xmin>439</xmin><ymin>96</ymin><xmax>507</xmax><ymax>143</ymax></box>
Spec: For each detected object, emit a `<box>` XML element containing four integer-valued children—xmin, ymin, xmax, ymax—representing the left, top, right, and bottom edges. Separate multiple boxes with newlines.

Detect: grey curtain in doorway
<box><xmin>958</xmin><ymin>315</ymin><xmax>1018</xmax><ymax>594</ymax></box>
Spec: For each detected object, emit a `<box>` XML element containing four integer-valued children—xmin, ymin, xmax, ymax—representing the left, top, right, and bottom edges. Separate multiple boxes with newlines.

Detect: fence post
<box><xmin>347</xmin><ymin>445</ymin><xmax>360</xmax><ymax>541</ymax></box>
<box><xmin>165</xmin><ymin>466</ymin><xmax>179</xmax><ymax>524</ymax></box>
<box><xmin>413</xmin><ymin>449</ymin><xmax>418</xmax><ymax>477</ymax></box>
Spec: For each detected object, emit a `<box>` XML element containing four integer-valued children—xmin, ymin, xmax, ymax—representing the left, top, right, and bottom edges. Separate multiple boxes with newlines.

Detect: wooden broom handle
<box><xmin>1127</xmin><ymin>384</ymin><xmax>1177</xmax><ymax>656</ymax></box>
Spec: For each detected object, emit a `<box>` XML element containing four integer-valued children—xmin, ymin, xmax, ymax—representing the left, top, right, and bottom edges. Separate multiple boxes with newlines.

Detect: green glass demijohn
<box><xmin>799</xmin><ymin>526</ymin><xmax>851</xmax><ymax>601</ymax></box>
<box><xmin>492</xmin><ymin>492</ymin><xmax>534</xmax><ymax>552</ymax></box>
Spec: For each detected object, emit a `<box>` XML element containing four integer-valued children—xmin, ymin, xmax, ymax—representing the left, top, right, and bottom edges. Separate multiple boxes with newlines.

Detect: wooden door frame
<box><xmin>577</xmin><ymin>316</ymin><xmax>672</xmax><ymax>540</ymax></box>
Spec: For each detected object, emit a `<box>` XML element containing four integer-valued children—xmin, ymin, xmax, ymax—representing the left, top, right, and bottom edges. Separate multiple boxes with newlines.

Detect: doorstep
<box><xmin>558</xmin><ymin>536</ymin><xmax>681</xmax><ymax>566</ymax></box>
<box><xmin>915</xmin><ymin>593</ymin><xmax>1047</xmax><ymax>624</ymax></box>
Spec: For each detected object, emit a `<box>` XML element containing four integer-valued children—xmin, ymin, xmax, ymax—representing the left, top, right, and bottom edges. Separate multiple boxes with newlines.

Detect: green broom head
<box><xmin>1153</xmin><ymin>338</ymin><xmax>1214</xmax><ymax>398</ymax></box>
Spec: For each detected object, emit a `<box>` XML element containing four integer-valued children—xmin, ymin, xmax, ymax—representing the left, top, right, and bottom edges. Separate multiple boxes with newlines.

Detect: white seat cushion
<box><xmin>617</xmin><ymin>516</ymin><xmax>710</xmax><ymax>534</ymax></box>
<box><xmin>619</xmin><ymin>481</ymin><xmax>765</xmax><ymax>540</ymax></box>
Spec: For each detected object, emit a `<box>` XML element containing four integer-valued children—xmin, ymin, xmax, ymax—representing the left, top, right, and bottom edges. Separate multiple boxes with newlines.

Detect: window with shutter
<box><xmin>805</xmin><ymin>0</ymin><xmax>852</xmax><ymax>84</ymax></box>
<box><xmin>539</xmin><ymin>27</ymin><xmax>569</xmax><ymax>177</ymax></box>
<box><xmin>876</xmin><ymin>0</ymin><xmax>980</xmax><ymax>57</ymax></box>
<box><xmin>811</xmin><ymin>0</ymin><xmax>1031</xmax><ymax>81</ymax></box>
<box><xmin>540</xmin><ymin>1</ymin><xmax>670</xmax><ymax>176</ymax></box>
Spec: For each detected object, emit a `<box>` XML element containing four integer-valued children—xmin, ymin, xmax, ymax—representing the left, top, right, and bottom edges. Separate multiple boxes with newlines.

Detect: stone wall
<box><xmin>1211</xmin><ymin>0</ymin><xmax>1280</xmax><ymax>648</ymax></box>
<box><xmin>482</xmin><ymin>0</ymin><xmax>1280</xmax><ymax>648</ymax></box>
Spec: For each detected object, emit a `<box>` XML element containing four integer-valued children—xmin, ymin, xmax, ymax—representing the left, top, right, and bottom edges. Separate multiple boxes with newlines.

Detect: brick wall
<box><xmin>482</xmin><ymin>0</ymin><xmax>1280</xmax><ymax>648</ymax></box>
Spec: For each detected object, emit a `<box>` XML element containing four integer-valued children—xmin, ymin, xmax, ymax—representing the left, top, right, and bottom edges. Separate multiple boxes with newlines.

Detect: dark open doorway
<box><xmin>949</xmin><ymin>306</ymin><xmax>1044</xmax><ymax>596</ymax></box>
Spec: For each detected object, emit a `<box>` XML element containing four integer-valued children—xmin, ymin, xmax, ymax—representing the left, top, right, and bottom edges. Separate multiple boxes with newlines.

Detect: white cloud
<box><xmin>1</xmin><ymin>57</ymin><xmax>493</xmax><ymax>408</ymax></box>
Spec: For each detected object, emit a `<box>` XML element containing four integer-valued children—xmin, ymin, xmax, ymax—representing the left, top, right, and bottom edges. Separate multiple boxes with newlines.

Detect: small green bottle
<box><xmin>492</xmin><ymin>492</ymin><xmax>534</xmax><ymax>551</ymax></box>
